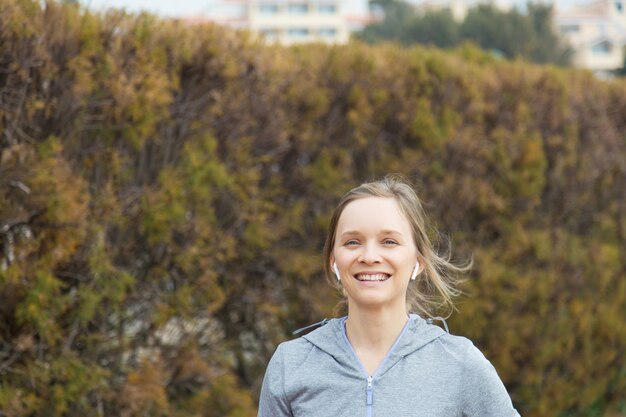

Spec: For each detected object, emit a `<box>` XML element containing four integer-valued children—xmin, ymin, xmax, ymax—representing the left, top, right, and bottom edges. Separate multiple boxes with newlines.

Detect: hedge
<box><xmin>1</xmin><ymin>1</ymin><xmax>625</xmax><ymax>416</ymax></box>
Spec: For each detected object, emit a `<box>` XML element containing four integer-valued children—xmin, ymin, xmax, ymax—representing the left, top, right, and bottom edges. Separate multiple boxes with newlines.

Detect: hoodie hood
<box><xmin>302</xmin><ymin>314</ymin><xmax>446</xmax><ymax>377</ymax></box>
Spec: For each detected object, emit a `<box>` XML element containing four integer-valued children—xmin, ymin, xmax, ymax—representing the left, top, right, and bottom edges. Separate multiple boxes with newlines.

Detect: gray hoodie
<box><xmin>258</xmin><ymin>314</ymin><xmax>521</xmax><ymax>417</ymax></box>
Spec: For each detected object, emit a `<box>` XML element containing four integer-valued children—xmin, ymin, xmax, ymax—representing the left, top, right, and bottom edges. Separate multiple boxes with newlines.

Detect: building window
<box><xmin>616</xmin><ymin>1</ymin><xmax>624</xmax><ymax>12</ymax></box>
<box><xmin>260</xmin><ymin>28</ymin><xmax>279</xmax><ymax>41</ymax></box>
<box><xmin>259</xmin><ymin>3</ymin><xmax>279</xmax><ymax>14</ymax></box>
<box><xmin>287</xmin><ymin>28</ymin><xmax>309</xmax><ymax>39</ymax></box>
<box><xmin>559</xmin><ymin>25</ymin><xmax>580</xmax><ymax>34</ymax></box>
<box><xmin>318</xmin><ymin>4</ymin><xmax>337</xmax><ymax>14</ymax></box>
<box><xmin>288</xmin><ymin>4</ymin><xmax>308</xmax><ymax>14</ymax></box>
<box><xmin>318</xmin><ymin>27</ymin><xmax>337</xmax><ymax>37</ymax></box>
<box><xmin>591</xmin><ymin>41</ymin><xmax>612</xmax><ymax>54</ymax></box>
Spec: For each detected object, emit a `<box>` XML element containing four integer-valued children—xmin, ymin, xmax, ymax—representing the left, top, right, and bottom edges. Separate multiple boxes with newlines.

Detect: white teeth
<box><xmin>355</xmin><ymin>274</ymin><xmax>390</xmax><ymax>282</ymax></box>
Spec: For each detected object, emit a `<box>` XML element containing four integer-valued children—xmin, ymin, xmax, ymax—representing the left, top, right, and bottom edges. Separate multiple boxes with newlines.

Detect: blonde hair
<box><xmin>322</xmin><ymin>175</ymin><xmax>471</xmax><ymax>318</ymax></box>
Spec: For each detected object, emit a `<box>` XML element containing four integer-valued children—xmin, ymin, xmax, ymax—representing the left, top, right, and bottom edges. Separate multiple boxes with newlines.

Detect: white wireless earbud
<box><xmin>333</xmin><ymin>262</ymin><xmax>341</xmax><ymax>281</ymax></box>
<box><xmin>410</xmin><ymin>261</ymin><xmax>420</xmax><ymax>281</ymax></box>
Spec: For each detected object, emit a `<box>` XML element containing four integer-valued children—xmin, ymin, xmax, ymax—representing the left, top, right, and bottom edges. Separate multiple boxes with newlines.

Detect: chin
<box><xmin>349</xmin><ymin>295</ymin><xmax>398</xmax><ymax>310</ymax></box>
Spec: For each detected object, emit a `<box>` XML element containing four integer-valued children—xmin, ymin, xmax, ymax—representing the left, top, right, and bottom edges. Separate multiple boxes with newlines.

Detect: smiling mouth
<box><xmin>354</xmin><ymin>273</ymin><xmax>391</xmax><ymax>282</ymax></box>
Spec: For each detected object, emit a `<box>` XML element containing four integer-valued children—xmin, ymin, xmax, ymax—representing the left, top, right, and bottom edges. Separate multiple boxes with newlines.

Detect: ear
<box><xmin>417</xmin><ymin>256</ymin><xmax>425</xmax><ymax>274</ymax></box>
<box><xmin>411</xmin><ymin>255</ymin><xmax>425</xmax><ymax>281</ymax></box>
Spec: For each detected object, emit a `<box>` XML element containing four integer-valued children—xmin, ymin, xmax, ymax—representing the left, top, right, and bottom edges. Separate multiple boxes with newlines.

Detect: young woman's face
<box><xmin>332</xmin><ymin>197</ymin><xmax>418</xmax><ymax>311</ymax></box>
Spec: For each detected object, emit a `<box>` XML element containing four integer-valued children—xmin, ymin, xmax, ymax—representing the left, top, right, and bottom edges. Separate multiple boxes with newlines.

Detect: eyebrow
<box><xmin>339</xmin><ymin>229</ymin><xmax>404</xmax><ymax>238</ymax></box>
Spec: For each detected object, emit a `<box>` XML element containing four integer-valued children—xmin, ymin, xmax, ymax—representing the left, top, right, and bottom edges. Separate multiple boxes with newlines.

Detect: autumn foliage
<box><xmin>0</xmin><ymin>1</ymin><xmax>625</xmax><ymax>416</ymax></box>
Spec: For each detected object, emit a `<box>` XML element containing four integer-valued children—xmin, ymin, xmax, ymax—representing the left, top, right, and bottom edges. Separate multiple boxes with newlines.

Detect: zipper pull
<box><xmin>292</xmin><ymin>318</ymin><xmax>330</xmax><ymax>335</ymax></box>
<box><xmin>366</xmin><ymin>376</ymin><xmax>373</xmax><ymax>406</ymax></box>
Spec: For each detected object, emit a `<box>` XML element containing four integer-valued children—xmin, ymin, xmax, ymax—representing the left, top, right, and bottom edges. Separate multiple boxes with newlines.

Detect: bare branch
<box><xmin>8</xmin><ymin>180</ymin><xmax>30</xmax><ymax>194</ymax></box>
<box><xmin>0</xmin><ymin>209</ymin><xmax>45</xmax><ymax>234</ymax></box>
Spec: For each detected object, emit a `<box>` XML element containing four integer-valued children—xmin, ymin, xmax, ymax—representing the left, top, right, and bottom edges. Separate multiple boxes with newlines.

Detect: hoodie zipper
<box><xmin>341</xmin><ymin>317</ymin><xmax>412</xmax><ymax>417</ymax></box>
<box><xmin>366</xmin><ymin>375</ymin><xmax>373</xmax><ymax>417</ymax></box>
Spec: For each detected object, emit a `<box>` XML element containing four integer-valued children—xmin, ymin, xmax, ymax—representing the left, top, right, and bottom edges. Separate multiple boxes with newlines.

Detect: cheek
<box><xmin>332</xmin><ymin>249</ymin><xmax>347</xmax><ymax>267</ymax></box>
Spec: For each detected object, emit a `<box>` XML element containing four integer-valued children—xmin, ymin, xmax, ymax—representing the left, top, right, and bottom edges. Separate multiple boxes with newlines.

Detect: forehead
<box><xmin>336</xmin><ymin>197</ymin><xmax>412</xmax><ymax>235</ymax></box>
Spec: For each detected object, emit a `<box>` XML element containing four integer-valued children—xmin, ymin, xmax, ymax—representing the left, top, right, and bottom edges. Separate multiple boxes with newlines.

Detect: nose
<box><xmin>358</xmin><ymin>243</ymin><xmax>382</xmax><ymax>264</ymax></box>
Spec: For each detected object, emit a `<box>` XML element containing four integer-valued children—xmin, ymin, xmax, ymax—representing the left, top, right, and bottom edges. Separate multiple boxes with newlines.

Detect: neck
<box><xmin>345</xmin><ymin>304</ymin><xmax>409</xmax><ymax>351</ymax></box>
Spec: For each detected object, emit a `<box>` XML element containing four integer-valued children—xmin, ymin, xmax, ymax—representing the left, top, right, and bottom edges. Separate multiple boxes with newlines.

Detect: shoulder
<box><xmin>440</xmin><ymin>333</ymin><xmax>501</xmax><ymax>375</ymax></box>
<box><xmin>420</xmin><ymin>331</ymin><xmax>503</xmax><ymax>380</ymax></box>
<box><xmin>438</xmin><ymin>335</ymin><xmax>514</xmax><ymax>405</ymax></box>
<box><xmin>277</xmin><ymin>336</ymin><xmax>315</xmax><ymax>354</ymax></box>
<box><xmin>440</xmin><ymin>333</ymin><xmax>495</xmax><ymax>367</ymax></box>
<box><xmin>438</xmin><ymin>332</ymin><xmax>475</xmax><ymax>349</ymax></box>
<box><xmin>430</xmin><ymin>332</ymin><xmax>479</xmax><ymax>362</ymax></box>
<box><xmin>429</xmin><ymin>333</ymin><xmax>519</xmax><ymax>415</ymax></box>
<box><xmin>440</xmin><ymin>336</ymin><xmax>520</xmax><ymax>416</ymax></box>
<box><xmin>269</xmin><ymin>337</ymin><xmax>316</xmax><ymax>369</ymax></box>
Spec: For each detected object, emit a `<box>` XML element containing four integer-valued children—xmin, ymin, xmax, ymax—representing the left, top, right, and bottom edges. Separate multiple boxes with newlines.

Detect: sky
<box><xmin>80</xmin><ymin>0</ymin><xmax>586</xmax><ymax>18</ymax></box>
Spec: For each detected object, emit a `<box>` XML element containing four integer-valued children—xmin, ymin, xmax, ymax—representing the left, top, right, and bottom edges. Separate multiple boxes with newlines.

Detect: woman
<box><xmin>258</xmin><ymin>176</ymin><xmax>521</xmax><ymax>417</ymax></box>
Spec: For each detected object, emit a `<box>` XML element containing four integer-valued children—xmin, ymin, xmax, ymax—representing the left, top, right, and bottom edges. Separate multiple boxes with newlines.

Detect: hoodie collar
<box><xmin>302</xmin><ymin>314</ymin><xmax>445</xmax><ymax>377</ymax></box>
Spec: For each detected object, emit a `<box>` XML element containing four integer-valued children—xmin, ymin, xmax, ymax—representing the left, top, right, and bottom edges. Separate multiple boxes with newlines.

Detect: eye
<box><xmin>344</xmin><ymin>240</ymin><xmax>360</xmax><ymax>246</ymax></box>
<box><xmin>383</xmin><ymin>239</ymin><xmax>399</xmax><ymax>246</ymax></box>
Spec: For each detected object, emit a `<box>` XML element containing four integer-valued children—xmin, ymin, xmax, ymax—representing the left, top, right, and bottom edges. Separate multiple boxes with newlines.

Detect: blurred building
<box><xmin>554</xmin><ymin>0</ymin><xmax>626</xmax><ymax>76</ymax></box>
<box><xmin>410</xmin><ymin>0</ymin><xmax>511</xmax><ymax>22</ymax></box>
<box><xmin>199</xmin><ymin>0</ymin><xmax>375</xmax><ymax>44</ymax></box>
